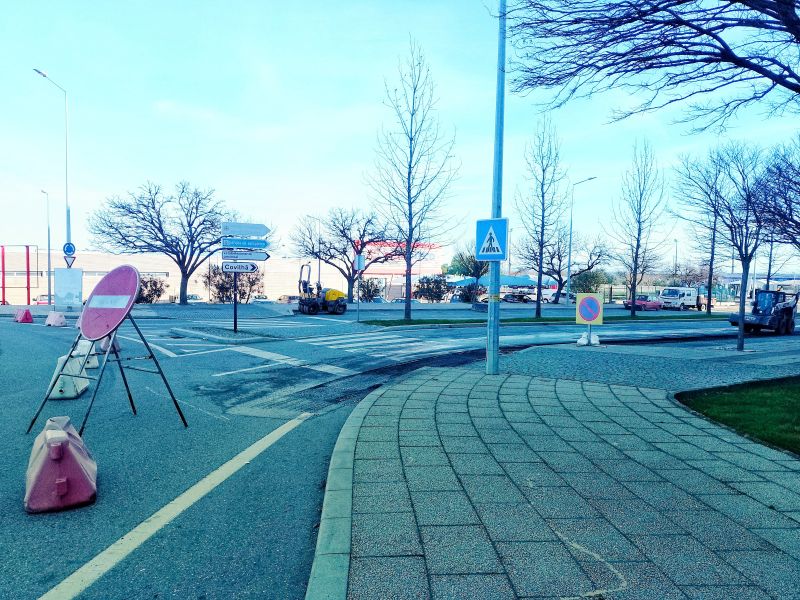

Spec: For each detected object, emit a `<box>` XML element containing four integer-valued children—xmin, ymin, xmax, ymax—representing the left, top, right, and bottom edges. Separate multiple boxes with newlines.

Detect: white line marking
<box><xmin>39</xmin><ymin>413</ymin><xmax>311</xmax><ymax>600</ymax></box>
<box><xmin>299</xmin><ymin>332</ymin><xmax>405</xmax><ymax>344</ymax></box>
<box><xmin>231</xmin><ymin>346</ymin><xmax>358</xmax><ymax>376</ymax></box>
<box><xmin>212</xmin><ymin>363</ymin><xmax>284</xmax><ymax>377</ymax></box>
<box><xmin>117</xmin><ymin>335</ymin><xmax>177</xmax><ymax>358</ymax></box>
<box><xmin>305</xmin><ymin>315</ymin><xmax>353</xmax><ymax>323</ymax></box>
<box><xmin>325</xmin><ymin>338</ymin><xmax>415</xmax><ymax>349</ymax></box>
<box><xmin>172</xmin><ymin>348</ymin><xmax>232</xmax><ymax>358</ymax></box>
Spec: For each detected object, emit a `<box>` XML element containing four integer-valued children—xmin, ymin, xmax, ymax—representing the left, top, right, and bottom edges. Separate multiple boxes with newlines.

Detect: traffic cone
<box><xmin>47</xmin><ymin>355</ymin><xmax>90</xmax><ymax>400</ymax></box>
<box><xmin>45</xmin><ymin>312</ymin><xmax>67</xmax><ymax>327</ymax></box>
<box><xmin>75</xmin><ymin>340</ymin><xmax>99</xmax><ymax>369</ymax></box>
<box><xmin>24</xmin><ymin>416</ymin><xmax>97</xmax><ymax>513</ymax></box>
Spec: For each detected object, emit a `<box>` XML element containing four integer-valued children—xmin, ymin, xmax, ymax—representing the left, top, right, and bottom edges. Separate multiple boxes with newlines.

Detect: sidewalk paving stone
<box><xmin>308</xmin><ymin>362</ymin><xmax>800</xmax><ymax>600</ymax></box>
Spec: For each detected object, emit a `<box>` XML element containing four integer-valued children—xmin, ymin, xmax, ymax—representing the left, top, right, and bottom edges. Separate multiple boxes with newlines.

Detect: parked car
<box><xmin>186</xmin><ymin>294</ymin><xmax>203</xmax><ymax>303</ymax></box>
<box><xmin>277</xmin><ymin>295</ymin><xmax>300</xmax><ymax>304</ymax></box>
<box><xmin>34</xmin><ymin>294</ymin><xmax>51</xmax><ymax>305</ymax></box>
<box><xmin>623</xmin><ymin>294</ymin><xmax>662</xmax><ymax>311</ymax></box>
<box><xmin>392</xmin><ymin>298</ymin><xmax>420</xmax><ymax>304</ymax></box>
<box><xmin>659</xmin><ymin>287</ymin><xmax>701</xmax><ymax>310</ymax></box>
<box><xmin>501</xmin><ymin>293</ymin><xmax>535</xmax><ymax>303</ymax></box>
<box><xmin>543</xmin><ymin>291</ymin><xmax>575</xmax><ymax>303</ymax></box>
<box><xmin>251</xmin><ymin>294</ymin><xmax>271</xmax><ymax>303</ymax></box>
<box><xmin>370</xmin><ymin>297</ymin><xmax>387</xmax><ymax>303</ymax></box>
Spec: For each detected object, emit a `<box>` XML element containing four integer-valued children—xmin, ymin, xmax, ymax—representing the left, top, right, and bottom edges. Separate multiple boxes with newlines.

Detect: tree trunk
<box><xmin>404</xmin><ymin>244</ymin><xmax>412</xmax><ymax>320</ymax></box>
<box><xmin>346</xmin><ymin>276</ymin><xmax>355</xmax><ymax>303</ymax></box>
<box><xmin>179</xmin><ymin>272</ymin><xmax>189</xmax><ymax>305</ymax></box>
<box><xmin>736</xmin><ymin>260</ymin><xmax>750</xmax><ymax>352</ymax></box>
<box><xmin>629</xmin><ymin>261</ymin><xmax>638</xmax><ymax>318</ymax></box>
<box><xmin>706</xmin><ymin>219</ymin><xmax>717</xmax><ymax>316</ymax></box>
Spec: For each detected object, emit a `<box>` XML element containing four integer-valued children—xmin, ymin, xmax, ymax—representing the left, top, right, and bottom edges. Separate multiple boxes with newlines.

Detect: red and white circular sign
<box><xmin>80</xmin><ymin>265</ymin><xmax>140</xmax><ymax>341</ymax></box>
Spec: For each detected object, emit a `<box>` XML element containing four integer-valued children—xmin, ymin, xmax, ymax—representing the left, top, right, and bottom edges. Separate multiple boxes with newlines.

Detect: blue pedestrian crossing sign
<box><xmin>475</xmin><ymin>218</ymin><xmax>509</xmax><ymax>261</ymax></box>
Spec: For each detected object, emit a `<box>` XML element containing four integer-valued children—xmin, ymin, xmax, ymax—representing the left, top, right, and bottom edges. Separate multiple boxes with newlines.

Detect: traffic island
<box><xmin>169</xmin><ymin>326</ymin><xmax>275</xmax><ymax>345</ymax></box>
<box><xmin>307</xmin><ymin>366</ymin><xmax>800</xmax><ymax>600</ymax></box>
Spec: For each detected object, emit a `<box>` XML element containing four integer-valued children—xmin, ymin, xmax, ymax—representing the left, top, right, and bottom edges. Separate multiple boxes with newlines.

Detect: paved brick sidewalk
<box><xmin>306</xmin><ymin>367</ymin><xmax>800</xmax><ymax>600</ymax></box>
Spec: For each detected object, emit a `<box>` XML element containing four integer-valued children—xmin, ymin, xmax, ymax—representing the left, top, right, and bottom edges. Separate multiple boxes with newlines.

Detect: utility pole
<box><xmin>487</xmin><ymin>0</ymin><xmax>507</xmax><ymax>375</ymax></box>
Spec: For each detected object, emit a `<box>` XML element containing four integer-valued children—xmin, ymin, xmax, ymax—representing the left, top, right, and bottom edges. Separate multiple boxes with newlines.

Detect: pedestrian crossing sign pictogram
<box><xmin>475</xmin><ymin>218</ymin><xmax>509</xmax><ymax>261</ymax></box>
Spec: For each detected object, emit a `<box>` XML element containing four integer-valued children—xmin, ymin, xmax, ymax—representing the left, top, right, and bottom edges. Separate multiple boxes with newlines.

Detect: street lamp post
<box><xmin>33</xmin><ymin>68</ymin><xmax>70</xmax><ymax>246</ymax></box>
<box><xmin>565</xmin><ymin>176</ymin><xmax>597</xmax><ymax>304</ymax></box>
<box><xmin>41</xmin><ymin>190</ymin><xmax>51</xmax><ymax>305</ymax></box>
<box><xmin>486</xmin><ymin>0</ymin><xmax>507</xmax><ymax>376</ymax></box>
<box><xmin>673</xmin><ymin>239</ymin><xmax>678</xmax><ymax>282</ymax></box>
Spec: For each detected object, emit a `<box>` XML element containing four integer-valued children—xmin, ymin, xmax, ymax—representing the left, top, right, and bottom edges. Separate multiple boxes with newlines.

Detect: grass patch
<box><xmin>678</xmin><ymin>378</ymin><xmax>800</xmax><ymax>455</ymax></box>
<box><xmin>363</xmin><ymin>313</ymin><xmax>729</xmax><ymax>327</ymax></box>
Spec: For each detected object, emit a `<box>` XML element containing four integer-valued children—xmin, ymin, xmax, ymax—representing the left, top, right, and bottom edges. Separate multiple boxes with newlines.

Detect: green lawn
<box><xmin>678</xmin><ymin>378</ymin><xmax>800</xmax><ymax>455</ymax></box>
<box><xmin>363</xmin><ymin>313</ymin><xmax>729</xmax><ymax>327</ymax></box>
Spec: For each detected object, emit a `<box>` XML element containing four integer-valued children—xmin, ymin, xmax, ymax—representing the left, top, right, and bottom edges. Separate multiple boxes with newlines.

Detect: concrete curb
<box><xmin>371</xmin><ymin>317</ymin><xmax>730</xmax><ymax>332</ymax></box>
<box><xmin>168</xmin><ymin>327</ymin><xmax>272</xmax><ymax>345</ymax></box>
<box><xmin>304</xmin><ymin>386</ymin><xmax>385</xmax><ymax>600</ymax></box>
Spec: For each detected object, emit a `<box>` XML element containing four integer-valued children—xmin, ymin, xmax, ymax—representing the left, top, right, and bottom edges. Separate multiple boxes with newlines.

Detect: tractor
<box><xmin>729</xmin><ymin>289</ymin><xmax>798</xmax><ymax>335</ymax></box>
<box><xmin>297</xmin><ymin>263</ymin><xmax>348</xmax><ymax>315</ymax></box>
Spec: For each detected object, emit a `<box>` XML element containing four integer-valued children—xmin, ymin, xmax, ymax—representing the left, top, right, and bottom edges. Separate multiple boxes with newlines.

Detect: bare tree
<box><xmin>517</xmin><ymin>224</ymin><xmax>607</xmax><ymax>303</ymax></box>
<box><xmin>516</xmin><ymin>118</ymin><xmax>567</xmax><ymax>317</ymax></box>
<box><xmin>764</xmin><ymin>138</ymin><xmax>800</xmax><ymax>251</ymax></box>
<box><xmin>712</xmin><ymin>143</ymin><xmax>768</xmax><ymax>350</ymax></box>
<box><xmin>291</xmin><ymin>208</ymin><xmax>400</xmax><ymax>302</ymax></box>
<box><xmin>674</xmin><ymin>153</ymin><xmax>723</xmax><ymax>314</ymax></box>
<box><xmin>606</xmin><ymin>143</ymin><xmax>666</xmax><ymax>317</ymax></box>
<box><xmin>89</xmin><ymin>182</ymin><xmax>227</xmax><ymax>304</ymax></box>
<box><xmin>371</xmin><ymin>42</ymin><xmax>458</xmax><ymax>320</ymax></box>
<box><xmin>508</xmin><ymin>1</ymin><xmax>800</xmax><ymax>127</ymax></box>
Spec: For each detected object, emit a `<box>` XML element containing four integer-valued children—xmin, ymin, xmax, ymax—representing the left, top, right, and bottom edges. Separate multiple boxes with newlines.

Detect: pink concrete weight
<box><xmin>24</xmin><ymin>416</ymin><xmax>97</xmax><ymax>513</ymax></box>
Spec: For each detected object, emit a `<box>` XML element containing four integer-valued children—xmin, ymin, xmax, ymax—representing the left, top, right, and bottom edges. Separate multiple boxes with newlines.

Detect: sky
<box><xmin>1</xmin><ymin>1</ymin><xmax>797</xmax><ymax>271</ymax></box>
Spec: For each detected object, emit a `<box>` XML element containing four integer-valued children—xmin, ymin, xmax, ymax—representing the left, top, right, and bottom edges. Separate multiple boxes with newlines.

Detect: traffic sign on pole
<box><xmin>222</xmin><ymin>262</ymin><xmax>258</xmax><ymax>273</ymax></box>
<box><xmin>221</xmin><ymin>250</ymin><xmax>270</xmax><ymax>262</ymax></box>
<box><xmin>64</xmin><ymin>256</ymin><xmax>76</xmax><ymax>268</ymax></box>
<box><xmin>476</xmin><ymin>218</ymin><xmax>509</xmax><ymax>261</ymax></box>
<box><xmin>221</xmin><ymin>238</ymin><xmax>269</xmax><ymax>250</ymax></box>
<box><xmin>62</xmin><ymin>242</ymin><xmax>76</xmax><ymax>256</ymax></box>
<box><xmin>221</xmin><ymin>222</ymin><xmax>270</xmax><ymax>238</ymax></box>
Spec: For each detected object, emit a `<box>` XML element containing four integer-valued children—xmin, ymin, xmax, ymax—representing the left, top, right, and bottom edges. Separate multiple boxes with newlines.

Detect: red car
<box><xmin>623</xmin><ymin>294</ymin><xmax>662</xmax><ymax>311</ymax></box>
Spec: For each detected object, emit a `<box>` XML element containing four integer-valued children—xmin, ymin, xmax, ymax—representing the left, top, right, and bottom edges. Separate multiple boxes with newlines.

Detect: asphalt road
<box><xmin>0</xmin><ymin>311</ymin><xmax>745</xmax><ymax>599</ymax></box>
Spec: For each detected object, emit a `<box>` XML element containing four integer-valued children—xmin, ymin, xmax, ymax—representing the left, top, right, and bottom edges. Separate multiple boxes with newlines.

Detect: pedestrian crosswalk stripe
<box><xmin>298</xmin><ymin>332</ymin><xmax>405</xmax><ymax>344</ymax></box>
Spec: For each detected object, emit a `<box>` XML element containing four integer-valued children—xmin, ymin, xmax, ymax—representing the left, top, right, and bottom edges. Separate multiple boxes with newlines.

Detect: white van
<box><xmin>659</xmin><ymin>287</ymin><xmax>700</xmax><ymax>310</ymax></box>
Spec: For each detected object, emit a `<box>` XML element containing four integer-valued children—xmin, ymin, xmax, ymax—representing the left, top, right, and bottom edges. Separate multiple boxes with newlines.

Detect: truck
<box><xmin>729</xmin><ymin>289</ymin><xmax>798</xmax><ymax>335</ymax></box>
<box><xmin>659</xmin><ymin>287</ymin><xmax>703</xmax><ymax>310</ymax></box>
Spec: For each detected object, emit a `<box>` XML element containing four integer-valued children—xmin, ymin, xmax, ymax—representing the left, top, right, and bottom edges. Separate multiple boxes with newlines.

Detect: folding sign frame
<box><xmin>26</xmin><ymin>265</ymin><xmax>187</xmax><ymax>436</ymax></box>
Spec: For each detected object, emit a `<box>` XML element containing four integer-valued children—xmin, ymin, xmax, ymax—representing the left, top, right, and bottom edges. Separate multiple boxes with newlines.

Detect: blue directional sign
<box><xmin>475</xmin><ymin>218</ymin><xmax>509</xmax><ymax>261</ymax></box>
<box><xmin>221</xmin><ymin>237</ymin><xmax>269</xmax><ymax>250</ymax></box>
<box><xmin>62</xmin><ymin>242</ymin><xmax>76</xmax><ymax>256</ymax></box>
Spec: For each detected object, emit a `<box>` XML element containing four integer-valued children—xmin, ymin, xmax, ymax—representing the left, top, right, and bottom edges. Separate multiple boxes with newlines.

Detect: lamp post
<box><xmin>673</xmin><ymin>238</ymin><xmax>678</xmax><ymax>282</ymax></box>
<box><xmin>33</xmin><ymin>68</ymin><xmax>70</xmax><ymax>246</ymax></box>
<box><xmin>565</xmin><ymin>176</ymin><xmax>597</xmax><ymax>303</ymax></box>
<box><xmin>486</xmin><ymin>0</ymin><xmax>507</xmax><ymax>376</ymax></box>
<box><xmin>41</xmin><ymin>190</ymin><xmax>51</xmax><ymax>305</ymax></box>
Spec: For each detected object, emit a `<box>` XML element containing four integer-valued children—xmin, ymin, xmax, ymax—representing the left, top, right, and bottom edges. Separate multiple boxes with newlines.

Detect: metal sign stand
<box><xmin>233</xmin><ymin>271</ymin><xmax>239</xmax><ymax>332</ymax></box>
<box><xmin>26</xmin><ymin>313</ymin><xmax>188</xmax><ymax>436</ymax></box>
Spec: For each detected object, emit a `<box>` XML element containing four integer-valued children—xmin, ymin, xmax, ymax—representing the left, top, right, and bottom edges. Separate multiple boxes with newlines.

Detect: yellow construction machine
<box><xmin>298</xmin><ymin>263</ymin><xmax>348</xmax><ymax>315</ymax></box>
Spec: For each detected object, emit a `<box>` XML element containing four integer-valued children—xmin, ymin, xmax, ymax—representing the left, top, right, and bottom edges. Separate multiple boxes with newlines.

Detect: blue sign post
<box><xmin>475</xmin><ymin>218</ymin><xmax>509</xmax><ymax>262</ymax></box>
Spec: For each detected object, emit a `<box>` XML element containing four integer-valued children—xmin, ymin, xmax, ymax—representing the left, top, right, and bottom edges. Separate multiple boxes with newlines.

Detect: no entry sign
<box><xmin>80</xmin><ymin>265</ymin><xmax>140</xmax><ymax>341</ymax></box>
<box><xmin>576</xmin><ymin>293</ymin><xmax>603</xmax><ymax>325</ymax></box>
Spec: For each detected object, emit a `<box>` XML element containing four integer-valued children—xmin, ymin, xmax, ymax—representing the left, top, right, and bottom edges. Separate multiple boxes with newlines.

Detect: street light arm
<box><xmin>33</xmin><ymin>68</ymin><xmax>67</xmax><ymax>94</ymax></box>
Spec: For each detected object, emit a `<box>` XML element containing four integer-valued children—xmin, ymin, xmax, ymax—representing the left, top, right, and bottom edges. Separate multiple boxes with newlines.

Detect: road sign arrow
<box><xmin>221</xmin><ymin>238</ymin><xmax>269</xmax><ymax>250</ymax></box>
<box><xmin>222</xmin><ymin>261</ymin><xmax>258</xmax><ymax>273</ymax></box>
<box><xmin>221</xmin><ymin>222</ymin><xmax>270</xmax><ymax>237</ymax></box>
<box><xmin>221</xmin><ymin>250</ymin><xmax>270</xmax><ymax>261</ymax></box>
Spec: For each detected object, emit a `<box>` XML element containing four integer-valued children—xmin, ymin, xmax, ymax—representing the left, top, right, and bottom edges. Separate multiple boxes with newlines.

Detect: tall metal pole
<box><xmin>34</xmin><ymin>69</ymin><xmax>70</xmax><ymax>245</ymax></box>
<box><xmin>566</xmin><ymin>176</ymin><xmax>597</xmax><ymax>304</ymax></box>
<box><xmin>487</xmin><ymin>0</ymin><xmax>507</xmax><ymax>376</ymax></box>
<box><xmin>41</xmin><ymin>190</ymin><xmax>52</xmax><ymax>305</ymax></box>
